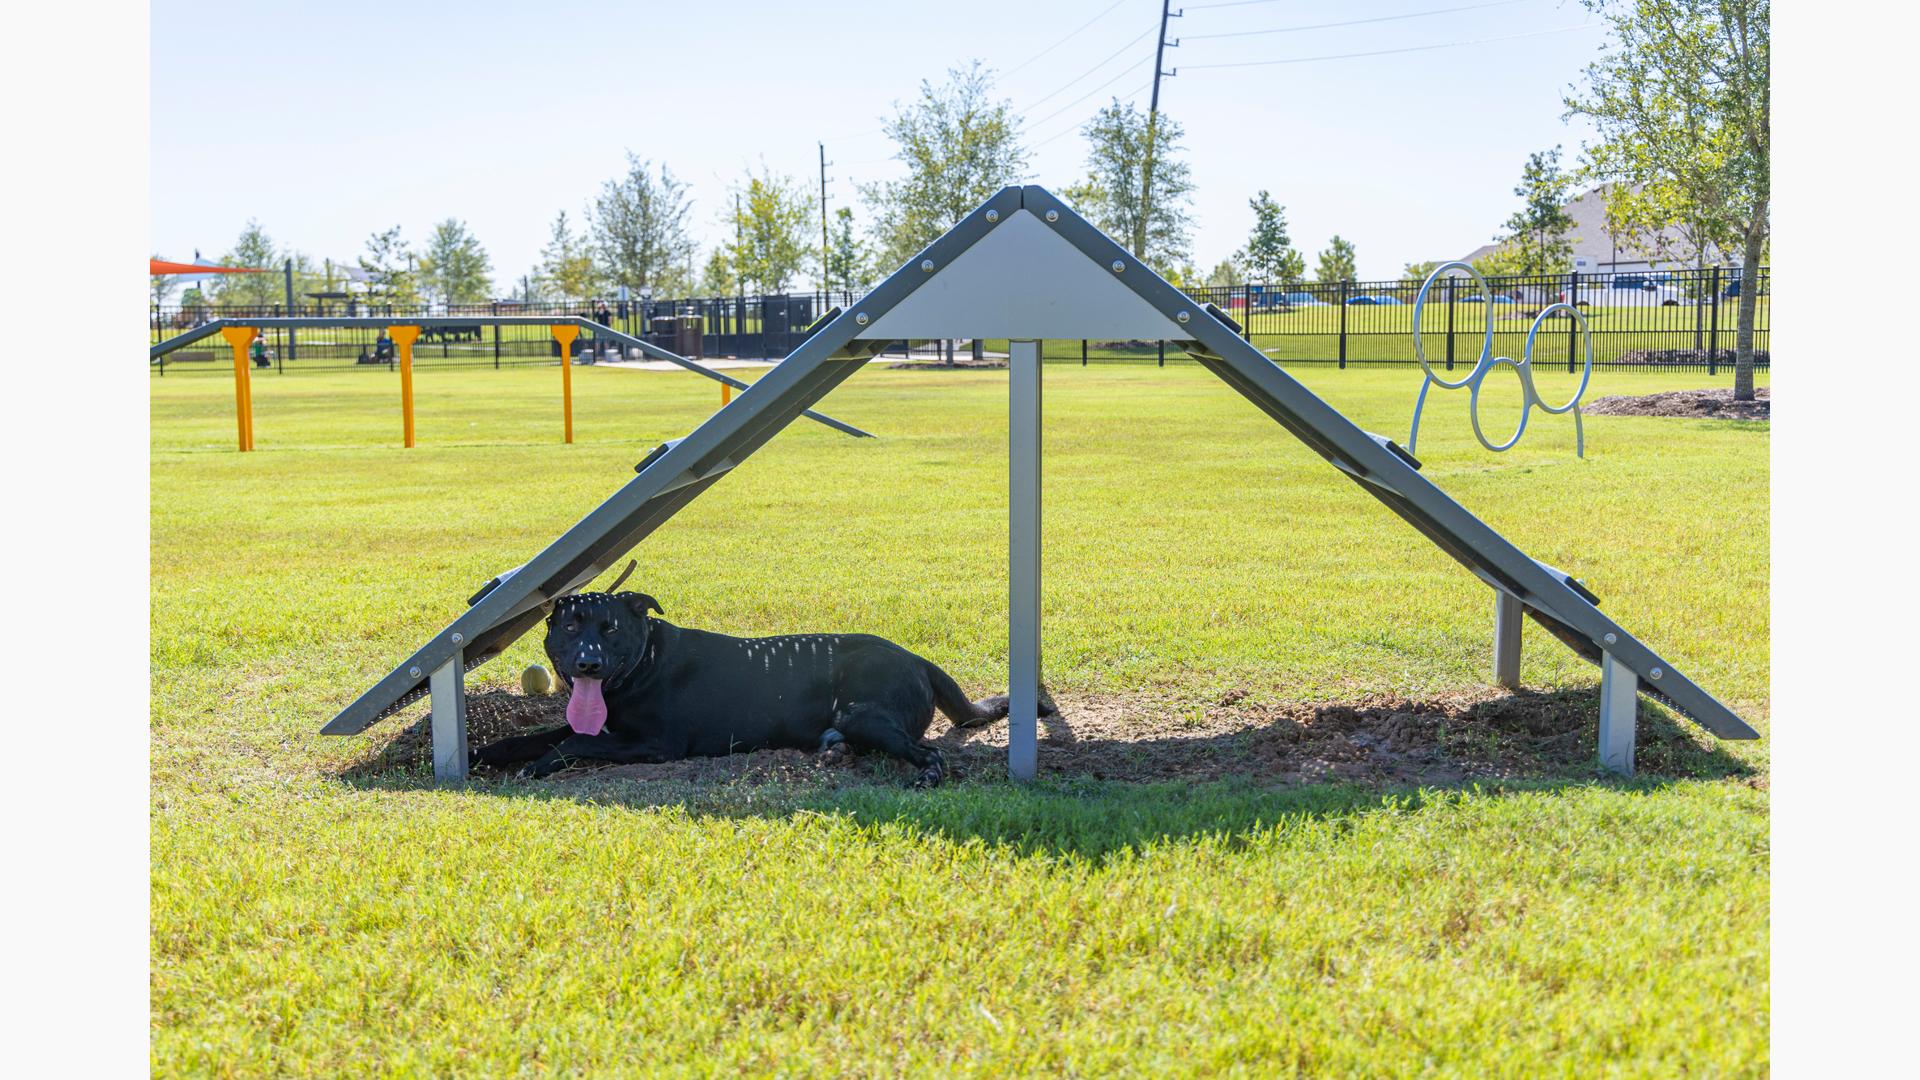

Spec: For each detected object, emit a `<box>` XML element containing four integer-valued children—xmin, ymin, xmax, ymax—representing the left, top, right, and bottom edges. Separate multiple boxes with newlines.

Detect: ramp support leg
<box><xmin>1008</xmin><ymin>340</ymin><xmax>1041</xmax><ymax>781</ymax></box>
<box><xmin>1493</xmin><ymin>591</ymin><xmax>1523</xmax><ymax>689</ymax></box>
<box><xmin>430</xmin><ymin>652</ymin><xmax>469</xmax><ymax>781</ymax></box>
<box><xmin>1598</xmin><ymin>651</ymin><xmax>1636</xmax><ymax>776</ymax></box>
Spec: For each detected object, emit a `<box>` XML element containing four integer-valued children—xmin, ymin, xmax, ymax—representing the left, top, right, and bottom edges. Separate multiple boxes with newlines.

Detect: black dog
<box><xmin>472</xmin><ymin>591</ymin><xmax>1028</xmax><ymax>785</ymax></box>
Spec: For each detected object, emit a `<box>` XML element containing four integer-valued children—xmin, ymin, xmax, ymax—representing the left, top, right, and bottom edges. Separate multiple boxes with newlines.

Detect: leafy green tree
<box><xmin>151</xmin><ymin>255</ymin><xmax>179</xmax><ymax>306</ymax></box>
<box><xmin>1314</xmin><ymin>235</ymin><xmax>1357</xmax><ymax>283</ymax></box>
<box><xmin>533</xmin><ymin>210</ymin><xmax>600</xmax><ymax>301</ymax></box>
<box><xmin>1566</xmin><ymin>0</ymin><xmax>1769</xmax><ymax>399</ymax></box>
<box><xmin>589</xmin><ymin>154</ymin><xmax>696</xmax><ymax>294</ymax></box>
<box><xmin>1401</xmin><ymin>260</ymin><xmax>1445</xmax><ymax>284</ymax></box>
<box><xmin>1203</xmin><ymin>257</ymin><xmax>1244</xmax><ymax>289</ymax></box>
<box><xmin>1497</xmin><ymin>147</ymin><xmax>1576</xmax><ymax>274</ymax></box>
<box><xmin>724</xmin><ymin>167</ymin><xmax>815</xmax><ymax>294</ymax></box>
<box><xmin>359</xmin><ymin>225</ymin><xmax>419</xmax><ymax>306</ymax></box>
<box><xmin>825</xmin><ymin>207</ymin><xmax>869</xmax><ymax>292</ymax></box>
<box><xmin>214</xmin><ymin>220</ymin><xmax>284</xmax><ymax>306</ymax></box>
<box><xmin>1470</xmin><ymin>245</ymin><xmax>1530</xmax><ymax>281</ymax></box>
<box><xmin>1235</xmin><ymin>191</ymin><xmax>1303</xmax><ymax>284</ymax></box>
<box><xmin>418</xmin><ymin>218</ymin><xmax>494</xmax><ymax>304</ymax></box>
<box><xmin>862</xmin><ymin>62</ymin><xmax>1028</xmax><ymax>269</ymax></box>
<box><xmin>1064</xmin><ymin>99</ymin><xmax>1194</xmax><ymax>271</ymax></box>
<box><xmin>699</xmin><ymin>249</ymin><xmax>737</xmax><ymax>296</ymax></box>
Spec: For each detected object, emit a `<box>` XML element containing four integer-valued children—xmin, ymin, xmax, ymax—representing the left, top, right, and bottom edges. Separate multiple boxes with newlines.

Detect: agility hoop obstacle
<box><xmin>315</xmin><ymin>187</ymin><xmax>1755</xmax><ymax>782</ymax></box>
<box><xmin>1408</xmin><ymin>261</ymin><xmax>1594</xmax><ymax>458</ymax></box>
<box><xmin>151</xmin><ymin>316</ymin><xmax>872</xmax><ymax>449</ymax></box>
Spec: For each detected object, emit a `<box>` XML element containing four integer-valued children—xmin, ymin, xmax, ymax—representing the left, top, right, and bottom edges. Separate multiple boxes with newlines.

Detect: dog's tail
<box><xmin>922</xmin><ymin>658</ymin><xmax>1056</xmax><ymax>729</ymax></box>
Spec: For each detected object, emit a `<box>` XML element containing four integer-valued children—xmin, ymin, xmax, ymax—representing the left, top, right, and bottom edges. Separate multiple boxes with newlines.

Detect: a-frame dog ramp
<box><xmin>322</xmin><ymin>185</ymin><xmax>1756</xmax><ymax>780</ymax></box>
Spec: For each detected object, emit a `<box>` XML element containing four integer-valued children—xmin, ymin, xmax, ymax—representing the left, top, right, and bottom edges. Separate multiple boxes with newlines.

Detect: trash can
<box><xmin>673</xmin><ymin>315</ymin><xmax>704</xmax><ymax>360</ymax></box>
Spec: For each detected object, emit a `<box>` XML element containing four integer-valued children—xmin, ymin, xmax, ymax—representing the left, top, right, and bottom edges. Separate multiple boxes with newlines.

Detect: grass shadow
<box><xmin>339</xmin><ymin>686</ymin><xmax>1756</xmax><ymax>862</ymax></box>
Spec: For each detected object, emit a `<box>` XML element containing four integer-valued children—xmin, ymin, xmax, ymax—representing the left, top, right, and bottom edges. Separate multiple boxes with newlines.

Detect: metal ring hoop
<box><xmin>1522</xmin><ymin>302</ymin><xmax>1593</xmax><ymax>414</ymax></box>
<box><xmin>1467</xmin><ymin>355</ymin><xmax>1533</xmax><ymax>452</ymax></box>
<box><xmin>1410</xmin><ymin>260</ymin><xmax>1495</xmax><ymax>391</ymax></box>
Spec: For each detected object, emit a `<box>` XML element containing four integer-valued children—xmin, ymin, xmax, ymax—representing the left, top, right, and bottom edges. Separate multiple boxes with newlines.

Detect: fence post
<box><xmin>1567</xmin><ymin>270</ymin><xmax>1579</xmax><ymax>374</ymax></box>
<box><xmin>1241</xmin><ymin>285</ymin><xmax>1252</xmax><ymax>341</ymax></box>
<box><xmin>1081</xmin><ymin>339</ymin><xmax>1088</xmax><ymax>367</ymax></box>
<box><xmin>1338</xmin><ymin>281</ymin><xmax>1349</xmax><ymax>369</ymax></box>
<box><xmin>1446</xmin><ymin>277</ymin><xmax>1456</xmax><ymax>371</ymax></box>
<box><xmin>1158</xmin><ymin>340</ymin><xmax>1165</xmax><ymax>367</ymax></box>
<box><xmin>1708</xmin><ymin>267</ymin><xmax>1721</xmax><ymax>376</ymax></box>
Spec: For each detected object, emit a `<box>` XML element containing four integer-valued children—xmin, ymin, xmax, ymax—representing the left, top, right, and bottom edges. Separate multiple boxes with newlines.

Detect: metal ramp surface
<box><xmin>321</xmin><ymin>185</ymin><xmax>1755</xmax><ymax>779</ymax></box>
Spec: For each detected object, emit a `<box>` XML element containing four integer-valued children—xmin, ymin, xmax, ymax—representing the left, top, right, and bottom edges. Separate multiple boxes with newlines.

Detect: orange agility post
<box><xmin>390</xmin><ymin>326</ymin><xmax>422</xmax><ymax>448</ymax></box>
<box><xmin>551</xmin><ymin>325</ymin><xmax>580</xmax><ymax>443</ymax></box>
<box><xmin>219</xmin><ymin>325</ymin><xmax>258</xmax><ymax>451</ymax></box>
<box><xmin>722</xmin><ymin>382</ymin><xmax>733</xmax><ymax>405</ymax></box>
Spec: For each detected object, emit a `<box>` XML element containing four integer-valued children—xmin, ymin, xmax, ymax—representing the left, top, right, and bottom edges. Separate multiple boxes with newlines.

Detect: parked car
<box><xmin>1459</xmin><ymin>295</ymin><xmax>1517</xmax><ymax>304</ymax></box>
<box><xmin>1281</xmin><ymin>292</ymin><xmax>1326</xmax><ymax>306</ymax></box>
<box><xmin>1345</xmin><ymin>294</ymin><xmax>1405</xmax><ymax>305</ymax></box>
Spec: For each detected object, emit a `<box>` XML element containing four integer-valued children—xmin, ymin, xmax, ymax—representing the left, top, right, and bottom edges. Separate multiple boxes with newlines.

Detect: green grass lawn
<box><xmin>152</xmin><ymin>360</ymin><xmax>1769</xmax><ymax>1075</ymax></box>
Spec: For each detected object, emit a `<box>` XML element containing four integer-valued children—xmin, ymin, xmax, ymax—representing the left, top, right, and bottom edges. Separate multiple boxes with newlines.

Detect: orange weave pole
<box><xmin>551</xmin><ymin>325</ymin><xmax>581</xmax><ymax>443</ymax></box>
<box><xmin>389</xmin><ymin>326</ymin><xmax>422</xmax><ymax>448</ymax></box>
<box><xmin>219</xmin><ymin>326</ymin><xmax>258</xmax><ymax>451</ymax></box>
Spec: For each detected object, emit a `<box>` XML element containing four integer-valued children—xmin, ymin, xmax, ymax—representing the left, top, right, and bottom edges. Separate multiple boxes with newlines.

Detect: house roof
<box><xmin>1460</xmin><ymin>184</ymin><xmax>1721</xmax><ymax>269</ymax></box>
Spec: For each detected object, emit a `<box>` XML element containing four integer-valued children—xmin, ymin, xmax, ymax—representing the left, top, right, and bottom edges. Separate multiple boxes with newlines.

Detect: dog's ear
<box><xmin>622</xmin><ymin>592</ymin><xmax>663</xmax><ymax>617</ymax></box>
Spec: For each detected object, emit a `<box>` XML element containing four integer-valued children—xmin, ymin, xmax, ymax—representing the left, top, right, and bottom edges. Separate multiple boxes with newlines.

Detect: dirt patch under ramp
<box><xmin>357</xmin><ymin>683</ymin><xmax>1744</xmax><ymax>789</ymax></box>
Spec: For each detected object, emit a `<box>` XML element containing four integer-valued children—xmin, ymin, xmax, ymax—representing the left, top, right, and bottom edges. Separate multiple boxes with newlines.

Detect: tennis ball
<box><xmin>521</xmin><ymin>664</ymin><xmax>554</xmax><ymax>696</ymax></box>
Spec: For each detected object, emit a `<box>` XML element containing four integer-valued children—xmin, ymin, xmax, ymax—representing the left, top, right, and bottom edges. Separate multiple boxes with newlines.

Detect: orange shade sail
<box><xmin>150</xmin><ymin>259</ymin><xmax>267</xmax><ymax>275</ymax></box>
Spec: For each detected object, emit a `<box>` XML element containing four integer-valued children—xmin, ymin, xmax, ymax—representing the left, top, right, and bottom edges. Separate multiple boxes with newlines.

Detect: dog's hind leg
<box><xmin>471</xmin><ymin>724</ymin><xmax>572</xmax><ymax>769</ymax></box>
<box><xmin>816</xmin><ymin>727</ymin><xmax>851</xmax><ymax>767</ymax></box>
<box><xmin>837</xmin><ymin>707</ymin><xmax>948</xmax><ymax>788</ymax></box>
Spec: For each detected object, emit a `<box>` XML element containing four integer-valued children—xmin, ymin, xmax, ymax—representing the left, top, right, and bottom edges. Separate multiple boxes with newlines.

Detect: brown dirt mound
<box><xmin>357</xmin><ymin>683</ymin><xmax>1731</xmax><ymax>788</ymax></box>
<box><xmin>1583</xmin><ymin>387</ymin><xmax>1769</xmax><ymax>420</ymax></box>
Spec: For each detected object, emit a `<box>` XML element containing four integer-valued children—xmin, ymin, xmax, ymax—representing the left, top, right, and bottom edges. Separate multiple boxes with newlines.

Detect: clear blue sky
<box><xmin>152</xmin><ymin>0</ymin><xmax>1604</xmax><ymax>287</ymax></box>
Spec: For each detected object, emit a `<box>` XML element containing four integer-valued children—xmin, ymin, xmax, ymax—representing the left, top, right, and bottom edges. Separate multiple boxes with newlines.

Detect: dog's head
<box><xmin>545</xmin><ymin>591</ymin><xmax>663</xmax><ymax>683</ymax></box>
<box><xmin>544</xmin><ymin>591</ymin><xmax>662</xmax><ymax>736</ymax></box>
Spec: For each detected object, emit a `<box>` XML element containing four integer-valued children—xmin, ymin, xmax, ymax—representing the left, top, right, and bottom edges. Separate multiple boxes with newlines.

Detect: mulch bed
<box><xmin>887</xmin><ymin>359</ymin><xmax>1008</xmax><ymax>370</ymax></box>
<box><xmin>1583</xmin><ymin>387</ymin><xmax>1769</xmax><ymax>420</ymax></box>
<box><xmin>358</xmin><ymin>682</ymin><xmax>1730</xmax><ymax>788</ymax></box>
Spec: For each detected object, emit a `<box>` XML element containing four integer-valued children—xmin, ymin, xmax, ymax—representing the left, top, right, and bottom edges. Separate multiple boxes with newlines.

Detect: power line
<box><xmin>1182</xmin><ymin>0</ymin><xmax>1529</xmax><ymax>40</ymax></box>
<box><xmin>1179</xmin><ymin>0</ymin><xmax>1292</xmax><ymax>10</ymax></box>
<box><xmin>1016</xmin><ymin>24</ymin><xmax>1158</xmax><ymax>112</ymax></box>
<box><xmin>1025</xmin><ymin>55</ymin><xmax>1154</xmax><ymax>131</ymax></box>
<box><xmin>1180</xmin><ymin>23</ymin><xmax>1599</xmax><ymax>70</ymax></box>
<box><xmin>1003</xmin><ymin>0</ymin><xmax>1134</xmax><ymax>78</ymax></box>
<box><xmin>1031</xmin><ymin>79</ymin><xmax>1155</xmax><ymax>148</ymax></box>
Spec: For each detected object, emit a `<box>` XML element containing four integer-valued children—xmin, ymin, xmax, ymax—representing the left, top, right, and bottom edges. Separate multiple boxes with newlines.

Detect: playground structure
<box><xmin>316</xmin><ymin>186</ymin><xmax>1757</xmax><ymax>782</ymax></box>
<box><xmin>1408</xmin><ymin>262</ymin><xmax>1595</xmax><ymax>458</ymax></box>
<box><xmin>149</xmin><ymin>316</ymin><xmax>871</xmax><ymax>446</ymax></box>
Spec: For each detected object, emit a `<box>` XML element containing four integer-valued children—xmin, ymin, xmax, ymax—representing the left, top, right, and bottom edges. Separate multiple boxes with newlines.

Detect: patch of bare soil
<box><xmin>1583</xmin><ymin>386</ymin><xmax>1769</xmax><ymax>420</ymax></box>
<box><xmin>357</xmin><ymin>683</ymin><xmax>1730</xmax><ymax>788</ymax></box>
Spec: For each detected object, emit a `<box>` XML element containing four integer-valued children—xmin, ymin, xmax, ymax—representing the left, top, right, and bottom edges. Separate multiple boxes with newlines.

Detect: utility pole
<box><xmin>1137</xmin><ymin>0</ymin><xmax>1179</xmax><ymax>260</ymax></box>
<box><xmin>819</xmin><ymin>142</ymin><xmax>832</xmax><ymax>294</ymax></box>
<box><xmin>735</xmin><ymin>193</ymin><xmax>745</xmax><ymax>298</ymax></box>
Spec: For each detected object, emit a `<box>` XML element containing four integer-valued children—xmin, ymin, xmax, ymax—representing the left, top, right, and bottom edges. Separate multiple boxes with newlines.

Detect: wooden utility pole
<box><xmin>1137</xmin><ymin>0</ymin><xmax>1178</xmax><ymax>260</ymax></box>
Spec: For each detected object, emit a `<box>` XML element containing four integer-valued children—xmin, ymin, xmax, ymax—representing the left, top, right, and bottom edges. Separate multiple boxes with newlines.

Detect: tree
<box><xmin>1314</xmin><ymin>236</ymin><xmax>1357</xmax><ymax>283</ymax></box>
<box><xmin>418</xmin><ymin>218</ymin><xmax>494</xmax><ymax>304</ymax></box>
<box><xmin>1566</xmin><ymin>0</ymin><xmax>1769</xmax><ymax>399</ymax></box>
<box><xmin>359</xmin><ymin>225</ymin><xmax>419</xmax><ymax>306</ymax></box>
<box><xmin>863</xmin><ymin>62</ymin><xmax>1028</xmax><ymax>269</ymax></box>
<box><xmin>213</xmin><ymin>220</ymin><xmax>284</xmax><ymax>307</ymax></box>
<box><xmin>699</xmin><ymin>249</ymin><xmax>737</xmax><ymax>296</ymax></box>
<box><xmin>1401</xmin><ymin>260</ymin><xmax>1445</xmax><ymax>285</ymax></box>
<box><xmin>724</xmin><ymin>167</ymin><xmax>814</xmax><ymax>294</ymax></box>
<box><xmin>151</xmin><ymin>255</ymin><xmax>179</xmax><ymax>306</ymax></box>
<box><xmin>1065</xmin><ymin>99</ymin><xmax>1194</xmax><ymax>272</ymax></box>
<box><xmin>534</xmin><ymin>210</ymin><xmax>600</xmax><ymax>301</ymax></box>
<box><xmin>1235</xmin><ymin>191</ymin><xmax>1303</xmax><ymax>284</ymax></box>
<box><xmin>1496</xmin><ymin>147</ymin><xmax>1576</xmax><ymax>274</ymax></box>
<box><xmin>1203</xmin><ymin>257</ymin><xmax>1244</xmax><ymax>289</ymax></box>
<box><xmin>825</xmin><ymin>207</ymin><xmax>869</xmax><ymax>292</ymax></box>
<box><xmin>589</xmin><ymin>154</ymin><xmax>696</xmax><ymax>294</ymax></box>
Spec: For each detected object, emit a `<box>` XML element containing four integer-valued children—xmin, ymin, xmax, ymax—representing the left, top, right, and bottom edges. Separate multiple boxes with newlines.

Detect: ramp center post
<box><xmin>1494</xmin><ymin>590</ymin><xmax>1523</xmax><ymax>689</ymax></box>
<box><xmin>429</xmin><ymin>651</ymin><xmax>469</xmax><ymax>781</ymax></box>
<box><xmin>390</xmin><ymin>325</ymin><xmax>422</xmax><ymax>448</ymax></box>
<box><xmin>1009</xmin><ymin>340</ymin><xmax>1042</xmax><ymax>781</ymax></box>
<box><xmin>1598</xmin><ymin>651</ymin><xmax>1637</xmax><ymax>776</ymax></box>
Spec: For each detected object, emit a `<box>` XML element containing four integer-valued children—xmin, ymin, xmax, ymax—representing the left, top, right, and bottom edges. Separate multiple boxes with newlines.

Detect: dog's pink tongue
<box><xmin>565</xmin><ymin>677</ymin><xmax>607</xmax><ymax>735</ymax></box>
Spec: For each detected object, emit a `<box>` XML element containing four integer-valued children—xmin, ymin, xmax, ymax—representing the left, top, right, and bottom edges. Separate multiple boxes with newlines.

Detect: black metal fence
<box><xmin>151</xmin><ymin>267</ymin><xmax>1768</xmax><ymax>375</ymax></box>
